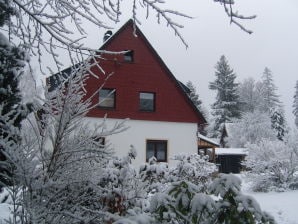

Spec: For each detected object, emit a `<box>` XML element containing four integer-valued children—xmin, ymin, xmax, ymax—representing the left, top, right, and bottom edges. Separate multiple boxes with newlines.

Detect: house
<box><xmin>47</xmin><ymin>20</ymin><xmax>207</xmax><ymax>168</ymax></box>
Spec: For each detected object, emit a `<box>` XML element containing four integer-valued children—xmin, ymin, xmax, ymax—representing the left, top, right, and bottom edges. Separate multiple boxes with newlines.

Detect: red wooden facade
<box><xmin>84</xmin><ymin>20</ymin><xmax>206</xmax><ymax>124</ymax></box>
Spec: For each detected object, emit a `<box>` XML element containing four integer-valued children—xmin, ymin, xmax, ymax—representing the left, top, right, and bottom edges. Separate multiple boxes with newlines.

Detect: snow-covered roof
<box><xmin>215</xmin><ymin>148</ymin><xmax>248</xmax><ymax>155</ymax></box>
<box><xmin>198</xmin><ymin>134</ymin><xmax>220</xmax><ymax>146</ymax></box>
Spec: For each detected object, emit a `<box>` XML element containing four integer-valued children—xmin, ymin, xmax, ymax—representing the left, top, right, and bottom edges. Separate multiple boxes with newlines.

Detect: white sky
<box><xmin>38</xmin><ymin>0</ymin><xmax>298</xmax><ymax>125</ymax></box>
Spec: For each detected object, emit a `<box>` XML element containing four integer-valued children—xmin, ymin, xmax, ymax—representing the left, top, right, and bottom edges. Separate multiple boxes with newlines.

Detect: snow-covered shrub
<box><xmin>169</xmin><ymin>154</ymin><xmax>217</xmax><ymax>191</ymax></box>
<box><xmin>150</xmin><ymin>174</ymin><xmax>274</xmax><ymax>224</ymax></box>
<box><xmin>209</xmin><ymin>174</ymin><xmax>275</xmax><ymax>224</ymax></box>
<box><xmin>139</xmin><ymin>157</ymin><xmax>169</xmax><ymax>194</ymax></box>
<box><xmin>150</xmin><ymin>181</ymin><xmax>217</xmax><ymax>223</ymax></box>
<box><xmin>98</xmin><ymin>147</ymin><xmax>149</xmax><ymax>221</ymax></box>
<box><xmin>244</xmin><ymin>139</ymin><xmax>298</xmax><ymax>192</ymax></box>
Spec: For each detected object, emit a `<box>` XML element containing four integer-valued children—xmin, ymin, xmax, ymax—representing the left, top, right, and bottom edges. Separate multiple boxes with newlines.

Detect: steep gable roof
<box><xmin>98</xmin><ymin>19</ymin><xmax>206</xmax><ymax>123</ymax></box>
<box><xmin>46</xmin><ymin>20</ymin><xmax>207</xmax><ymax>124</ymax></box>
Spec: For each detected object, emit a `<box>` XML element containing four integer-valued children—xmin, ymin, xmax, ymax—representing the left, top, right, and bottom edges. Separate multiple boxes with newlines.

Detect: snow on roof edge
<box><xmin>198</xmin><ymin>134</ymin><xmax>220</xmax><ymax>146</ymax></box>
<box><xmin>215</xmin><ymin>148</ymin><xmax>248</xmax><ymax>155</ymax></box>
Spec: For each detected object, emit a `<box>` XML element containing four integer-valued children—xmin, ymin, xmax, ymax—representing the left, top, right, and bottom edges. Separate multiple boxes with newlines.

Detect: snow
<box><xmin>215</xmin><ymin>147</ymin><xmax>248</xmax><ymax>155</ymax></box>
<box><xmin>245</xmin><ymin>190</ymin><xmax>298</xmax><ymax>224</ymax></box>
<box><xmin>198</xmin><ymin>133</ymin><xmax>219</xmax><ymax>146</ymax></box>
<box><xmin>1</xmin><ymin>178</ymin><xmax>298</xmax><ymax>223</ymax></box>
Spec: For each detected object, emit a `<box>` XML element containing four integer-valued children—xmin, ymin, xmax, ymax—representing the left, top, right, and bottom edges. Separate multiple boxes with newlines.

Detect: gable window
<box><xmin>124</xmin><ymin>50</ymin><xmax>134</xmax><ymax>62</ymax></box>
<box><xmin>99</xmin><ymin>88</ymin><xmax>115</xmax><ymax>109</ymax></box>
<box><xmin>139</xmin><ymin>92</ymin><xmax>155</xmax><ymax>111</ymax></box>
<box><xmin>146</xmin><ymin>140</ymin><xmax>167</xmax><ymax>162</ymax></box>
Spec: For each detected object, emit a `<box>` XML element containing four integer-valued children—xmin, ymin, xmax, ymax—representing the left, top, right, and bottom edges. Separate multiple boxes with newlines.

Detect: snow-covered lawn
<box><xmin>246</xmin><ymin>190</ymin><xmax>298</xmax><ymax>224</ymax></box>
<box><xmin>239</xmin><ymin>174</ymin><xmax>298</xmax><ymax>224</ymax></box>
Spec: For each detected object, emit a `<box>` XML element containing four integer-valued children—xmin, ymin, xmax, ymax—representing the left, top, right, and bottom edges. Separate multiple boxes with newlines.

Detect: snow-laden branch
<box><xmin>5</xmin><ymin>0</ymin><xmax>256</xmax><ymax>73</ymax></box>
<box><xmin>215</xmin><ymin>0</ymin><xmax>256</xmax><ymax>34</ymax></box>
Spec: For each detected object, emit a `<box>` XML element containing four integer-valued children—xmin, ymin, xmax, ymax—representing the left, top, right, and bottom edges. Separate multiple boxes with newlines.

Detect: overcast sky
<box><xmin>42</xmin><ymin>0</ymin><xmax>298</xmax><ymax>125</ymax></box>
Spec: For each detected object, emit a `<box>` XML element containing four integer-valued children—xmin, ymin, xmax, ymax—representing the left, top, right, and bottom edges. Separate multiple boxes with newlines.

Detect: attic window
<box><xmin>124</xmin><ymin>50</ymin><xmax>134</xmax><ymax>62</ymax></box>
<box><xmin>139</xmin><ymin>92</ymin><xmax>155</xmax><ymax>112</ymax></box>
<box><xmin>99</xmin><ymin>88</ymin><xmax>115</xmax><ymax>109</ymax></box>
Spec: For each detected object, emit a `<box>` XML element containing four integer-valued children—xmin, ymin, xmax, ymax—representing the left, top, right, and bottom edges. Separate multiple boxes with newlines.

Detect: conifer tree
<box><xmin>270</xmin><ymin>108</ymin><xmax>287</xmax><ymax>141</ymax></box>
<box><xmin>293</xmin><ymin>80</ymin><xmax>298</xmax><ymax>128</ymax></box>
<box><xmin>0</xmin><ymin>2</ymin><xmax>30</xmax><ymax>186</ymax></box>
<box><xmin>260</xmin><ymin>67</ymin><xmax>281</xmax><ymax>113</ymax></box>
<box><xmin>209</xmin><ymin>55</ymin><xmax>240</xmax><ymax>137</ymax></box>
<box><xmin>186</xmin><ymin>81</ymin><xmax>202</xmax><ymax>110</ymax></box>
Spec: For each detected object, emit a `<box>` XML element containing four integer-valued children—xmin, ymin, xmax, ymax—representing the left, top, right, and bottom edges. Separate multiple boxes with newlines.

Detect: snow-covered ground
<box><xmin>246</xmin><ymin>190</ymin><xmax>298</xmax><ymax>224</ymax></box>
<box><xmin>239</xmin><ymin>174</ymin><xmax>298</xmax><ymax>224</ymax></box>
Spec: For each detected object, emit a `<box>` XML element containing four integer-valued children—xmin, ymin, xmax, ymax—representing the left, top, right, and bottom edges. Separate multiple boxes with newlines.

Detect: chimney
<box><xmin>103</xmin><ymin>30</ymin><xmax>112</xmax><ymax>42</ymax></box>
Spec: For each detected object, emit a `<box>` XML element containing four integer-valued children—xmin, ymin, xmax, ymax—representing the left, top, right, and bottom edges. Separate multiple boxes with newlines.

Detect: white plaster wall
<box><xmin>84</xmin><ymin>117</ymin><xmax>198</xmax><ymax>168</ymax></box>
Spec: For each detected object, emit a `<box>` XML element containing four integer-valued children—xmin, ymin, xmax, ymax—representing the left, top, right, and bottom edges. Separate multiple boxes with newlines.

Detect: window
<box><xmin>99</xmin><ymin>88</ymin><xmax>115</xmax><ymax>108</ymax></box>
<box><xmin>124</xmin><ymin>50</ymin><xmax>134</xmax><ymax>62</ymax></box>
<box><xmin>139</xmin><ymin>92</ymin><xmax>155</xmax><ymax>111</ymax></box>
<box><xmin>146</xmin><ymin>140</ymin><xmax>167</xmax><ymax>162</ymax></box>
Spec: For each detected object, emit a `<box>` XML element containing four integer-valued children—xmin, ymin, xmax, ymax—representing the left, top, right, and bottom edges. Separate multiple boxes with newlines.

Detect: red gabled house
<box><xmin>49</xmin><ymin>20</ymin><xmax>207</xmax><ymax>167</ymax></box>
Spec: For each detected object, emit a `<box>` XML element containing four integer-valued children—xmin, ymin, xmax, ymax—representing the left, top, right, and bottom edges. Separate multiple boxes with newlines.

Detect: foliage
<box><xmin>238</xmin><ymin>77</ymin><xmax>267</xmax><ymax>113</ymax></box>
<box><xmin>270</xmin><ymin>108</ymin><xmax>287</xmax><ymax>141</ymax></box>
<box><xmin>209</xmin><ymin>55</ymin><xmax>241</xmax><ymax>137</ymax></box>
<box><xmin>186</xmin><ymin>81</ymin><xmax>202</xmax><ymax>110</ymax></box>
<box><xmin>1</xmin><ymin>67</ymin><xmax>129</xmax><ymax>223</ymax></box>
<box><xmin>227</xmin><ymin>110</ymin><xmax>276</xmax><ymax>148</ymax></box>
<box><xmin>259</xmin><ymin>67</ymin><xmax>281</xmax><ymax>114</ymax></box>
<box><xmin>0</xmin><ymin>25</ymin><xmax>31</xmax><ymax>186</ymax></box>
<box><xmin>293</xmin><ymin>80</ymin><xmax>298</xmax><ymax>128</ymax></box>
<box><xmin>244</xmin><ymin>138</ymin><xmax>298</xmax><ymax>192</ymax></box>
<box><xmin>169</xmin><ymin>154</ymin><xmax>216</xmax><ymax>191</ymax></box>
<box><xmin>151</xmin><ymin>174</ymin><xmax>275</xmax><ymax>224</ymax></box>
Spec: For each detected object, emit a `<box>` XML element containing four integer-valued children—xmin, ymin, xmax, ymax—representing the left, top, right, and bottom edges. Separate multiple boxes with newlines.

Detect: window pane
<box><xmin>99</xmin><ymin>89</ymin><xmax>115</xmax><ymax>108</ymax></box>
<box><xmin>156</xmin><ymin>143</ymin><xmax>166</xmax><ymax>161</ymax></box>
<box><xmin>140</xmin><ymin>92</ymin><xmax>154</xmax><ymax>111</ymax></box>
<box><xmin>146</xmin><ymin>142</ymin><xmax>155</xmax><ymax>161</ymax></box>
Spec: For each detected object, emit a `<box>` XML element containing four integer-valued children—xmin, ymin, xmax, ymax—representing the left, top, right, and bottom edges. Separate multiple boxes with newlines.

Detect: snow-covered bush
<box><xmin>169</xmin><ymin>154</ymin><xmax>217</xmax><ymax>191</ymax></box>
<box><xmin>244</xmin><ymin>139</ymin><xmax>298</xmax><ymax>192</ymax></box>
<box><xmin>139</xmin><ymin>157</ymin><xmax>169</xmax><ymax>194</ymax></box>
<box><xmin>150</xmin><ymin>174</ymin><xmax>275</xmax><ymax>224</ymax></box>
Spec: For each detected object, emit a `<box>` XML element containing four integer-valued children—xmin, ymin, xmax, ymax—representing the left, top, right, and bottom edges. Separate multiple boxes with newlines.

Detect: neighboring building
<box><xmin>47</xmin><ymin>20</ymin><xmax>206</xmax><ymax>167</ymax></box>
<box><xmin>215</xmin><ymin>148</ymin><xmax>247</xmax><ymax>174</ymax></box>
<box><xmin>197</xmin><ymin>134</ymin><xmax>220</xmax><ymax>162</ymax></box>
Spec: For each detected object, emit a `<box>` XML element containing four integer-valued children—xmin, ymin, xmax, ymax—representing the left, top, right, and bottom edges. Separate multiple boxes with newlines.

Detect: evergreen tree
<box><xmin>293</xmin><ymin>80</ymin><xmax>298</xmax><ymax>128</ymax></box>
<box><xmin>270</xmin><ymin>108</ymin><xmax>287</xmax><ymax>141</ymax></box>
<box><xmin>186</xmin><ymin>81</ymin><xmax>202</xmax><ymax>109</ymax></box>
<box><xmin>0</xmin><ymin>3</ymin><xmax>30</xmax><ymax>186</ymax></box>
<box><xmin>260</xmin><ymin>67</ymin><xmax>281</xmax><ymax>113</ymax></box>
<box><xmin>209</xmin><ymin>55</ymin><xmax>240</xmax><ymax>137</ymax></box>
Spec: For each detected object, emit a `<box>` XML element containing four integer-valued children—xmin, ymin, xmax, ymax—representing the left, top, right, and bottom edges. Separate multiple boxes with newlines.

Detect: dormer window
<box><xmin>124</xmin><ymin>50</ymin><xmax>134</xmax><ymax>62</ymax></box>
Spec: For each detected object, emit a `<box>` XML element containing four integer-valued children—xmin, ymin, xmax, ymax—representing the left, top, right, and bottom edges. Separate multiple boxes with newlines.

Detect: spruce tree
<box><xmin>186</xmin><ymin>81</ymin><xmax>202</xmax><ymax>110</ymax></box>
<box><xmin>271</xmin><ymin>108</ymin><xmax>286</xmax><ymax>141</ymax></box>
<box><xmin>0</xmin><ymin>2</ymin><xmax>29</xmax><ymax>186</ymax></box>
<box><xmin>209</xmin><ymin>55</ymin><xmax>240</xmax><ymax>137</ymax></box>
<box><xmin>260</xmin><ymin>67</ymin><xmax>281</xmax><ymax>113</ymax></box>
<box><xmin>293</xmin><ymin>80</ymin><xmax>298</xmax><ymax>128</ymax></box>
